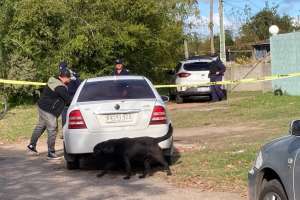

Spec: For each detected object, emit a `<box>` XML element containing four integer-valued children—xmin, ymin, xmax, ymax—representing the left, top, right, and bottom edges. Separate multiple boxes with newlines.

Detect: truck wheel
<box><xmin>259</xmin><ymin>179</ymin><xmax>287</xmax><ymax>200</ymax></box>
<box><xmin>175</xmin><ymin>95</ymin><xmax>184</xmax><ymax>104</ymax></box>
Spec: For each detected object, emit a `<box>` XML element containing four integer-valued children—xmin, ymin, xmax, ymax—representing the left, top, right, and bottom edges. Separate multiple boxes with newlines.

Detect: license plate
<box><xmin>197</xmin><ymin>87</ymin><xmax>209</xmax><ymax>92</ymax></box>
<box><xmin>105</xmin><ymin>114</ymin><xmax>133</xmax><ymax>123</ymax></box>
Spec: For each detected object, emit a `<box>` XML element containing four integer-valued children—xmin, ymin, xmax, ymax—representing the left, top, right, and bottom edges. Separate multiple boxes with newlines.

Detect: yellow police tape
<box><xmin>0</xmin><ymin>79</ymin><xmax>46</xmax><ymax>86</ymax></box>
<box><xmin>1</xmin><ymin>72</ymin><xmax>300</xmax><ymax>88</ymax></box>
<box><xmin>154</xmin><ymin>72</ymin><xmax>300</xmax><ymax>88</ymax></box>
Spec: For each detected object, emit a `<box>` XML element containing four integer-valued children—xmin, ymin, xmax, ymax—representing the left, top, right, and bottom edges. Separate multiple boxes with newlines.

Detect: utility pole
<box><xmin>219</xmin><ymin>0</ymin><xmax>226</xmax><ymax>62</ymax></box>
<box><xmin>184</xmin><ymin>39</ymin><xmax>189</xmax><ymax>59</ymax></box>
<box><xmin>209</xmin><ymin>0</ymin><xmax>215</xmax><ymax>55</ymax></box>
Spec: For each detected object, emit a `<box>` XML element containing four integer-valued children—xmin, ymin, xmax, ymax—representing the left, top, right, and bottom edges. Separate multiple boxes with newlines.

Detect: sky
<box><xmin>199</xmin><ymin>0</ymin><xmax>300</xmax><ymax>17</ymax></box>
<box><xmin>188</xmin><ymin>0</ymin><xmax>300</xmax><ymax>36</ymax></box>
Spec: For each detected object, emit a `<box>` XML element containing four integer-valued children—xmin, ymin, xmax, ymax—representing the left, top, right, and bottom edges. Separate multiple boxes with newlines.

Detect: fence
<box><xmin>225</xmin><ymin>57</ymin><xmax>272</xmax><ymax>92</ymax></box>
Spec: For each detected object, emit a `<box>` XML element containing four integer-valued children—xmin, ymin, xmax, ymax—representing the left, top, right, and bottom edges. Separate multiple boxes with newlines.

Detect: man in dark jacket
<box><xmin>27</xmin><ymin>70</ymin><xmax>71</xmax><ymax>159</ymax></box>
<box><xmin>112</xmin><ymin>59</ymin><xmax>129</xmax><ymax>76</ymax></box>
<box><xmin>59</xmin><ymin>62</ymin><xmax>81</xmax><ymax>127</ymax></box>
<box><xmin>209</xmin><ymin>56</ymin><xmax>226</xmax><ymax>102</ymax></box>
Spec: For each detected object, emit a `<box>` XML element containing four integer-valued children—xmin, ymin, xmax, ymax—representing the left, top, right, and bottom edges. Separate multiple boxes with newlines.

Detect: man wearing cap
<box><xmin>209</xmin><ymin>56</ymin><xmax>226</xmax><ymax>102</ymax></box>
<box><xmin>59</xmin><ymin>62</ymin><xmax>81</xmax><ymax>127</ymax></box>
<box><xmin>27</xmin><ymin>69</ymin><xmax>72</xmax><ymax>159</ymax></box>
<box><xmin>112</xmin><ymin>59</ymin><xmax>130</xmax><ymax>76</ymax></box>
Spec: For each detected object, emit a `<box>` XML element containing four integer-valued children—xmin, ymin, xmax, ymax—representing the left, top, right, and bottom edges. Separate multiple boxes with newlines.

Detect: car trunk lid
<box><xmin>78</xmin><ymin>99</ymin><xmax>156</xmax><ymax>132</ymax></box>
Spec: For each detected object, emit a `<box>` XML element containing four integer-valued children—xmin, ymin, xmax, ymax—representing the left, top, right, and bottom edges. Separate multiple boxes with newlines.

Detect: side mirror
<box><xmin>289</xmin><ymin>120</ymin><xmax>300</xmax><ymax>136</ymax></box>
<box><xmin>161</xmin><ymin>95</ymin><xmax>170</xmax><ymax>103</ymax></box>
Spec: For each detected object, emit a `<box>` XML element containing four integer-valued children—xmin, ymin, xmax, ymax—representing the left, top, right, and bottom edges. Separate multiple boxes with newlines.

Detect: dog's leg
<box><xmin>97</xmin><ymin>171</ymin><xmax>107</xmax><ymax>178</ymax></box>
<box><xmin>96</xmin><ymin>160</ymin><xmax>115</xmax><ymax>178</ymax></box>
<box><xmin>123</xmin><ymin>155</ymin><xmax>132</xmax><ymax>180</ymax></box>
<box><xmin>163</xmin><ymin>162</ymin><xmax>172</xmax><ymax>176</ymax></box>
<box><xmin>154</xmin><ymin>153</ymin><xmax>172</xmax><ymax>176</ymax></box>
<box><xmin>139</xmin><ymin>159</ymin><xmax>151</xmax><ymax>179</ymax></box>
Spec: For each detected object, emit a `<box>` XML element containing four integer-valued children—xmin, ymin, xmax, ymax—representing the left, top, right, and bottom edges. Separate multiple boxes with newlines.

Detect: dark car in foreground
<box><xmin>248</xmin><ymin>120</ymin><xmax>300</xmax><ymax>200</ymax></box>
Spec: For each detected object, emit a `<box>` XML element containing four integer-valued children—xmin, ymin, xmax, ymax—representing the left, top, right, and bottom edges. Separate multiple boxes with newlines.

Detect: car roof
<box><xmin>86</xmin><ymin>75</ymin><xmax>145</xmax><ymax>83</ymax></box>
<box><xmin>180</xmin><ymin>56</ymin><xmax>218</xmax><ymax>64</ymax></box>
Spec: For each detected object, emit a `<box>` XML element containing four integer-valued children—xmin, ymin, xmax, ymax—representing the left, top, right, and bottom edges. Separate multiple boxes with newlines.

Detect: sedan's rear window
<box><xmin>77</xmin><ymin>79</ymin><xmax>155</xmax><ymax>102</ymax></box>
<box><xmin>183</xmin><ymin>62</ymin><xmax>212</xmax><ymax>71</ymax></box>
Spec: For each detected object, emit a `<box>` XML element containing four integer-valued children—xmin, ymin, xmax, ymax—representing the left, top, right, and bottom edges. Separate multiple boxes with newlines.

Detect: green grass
<box><xmin>172</xmin><ymin>146</ymin><xmax>260</xmax><ymax>190</ymax></box>
<box><xmin>172</xmin><ymin>92</ymin><xmax>300</xmax><ymax>130</ymax></box>
<box><xmin>168</xmin><ymin>92</ymin><xmax>300</xmax><ymax>191</ymax></box>
<box><xmin>0</xmin><ymin>105</ymin><xmax>38</xmax><ymax>142</ymax></box>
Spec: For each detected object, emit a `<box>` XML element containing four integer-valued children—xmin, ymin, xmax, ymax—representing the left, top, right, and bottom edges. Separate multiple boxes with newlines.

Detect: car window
<box><xmin>77</xmin><ymin>79</ymin><xmax>156</xmax><ymax>102</ymax></box>
<box><xmin>183</xmin><ymin>62</ymin><xmax>212</xmax><ymax>71</ymax></box>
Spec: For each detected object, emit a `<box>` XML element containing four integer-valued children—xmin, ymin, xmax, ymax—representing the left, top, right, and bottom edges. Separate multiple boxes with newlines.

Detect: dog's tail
<box><xmin>154</xmin><ymin>125</ymin><xmax>173</xmax><ymax>143</ymax></box>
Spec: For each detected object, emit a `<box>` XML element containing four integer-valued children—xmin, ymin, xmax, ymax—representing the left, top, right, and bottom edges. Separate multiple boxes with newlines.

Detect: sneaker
<box><xmin>27</xmin><ymin>144</ymin><xmax>38</xmax><ymax>155</ymax></box>
<box><xmin>47</xmin><ymin>152</ymin><xmax>61</xmax><ymax>160</ymax></box>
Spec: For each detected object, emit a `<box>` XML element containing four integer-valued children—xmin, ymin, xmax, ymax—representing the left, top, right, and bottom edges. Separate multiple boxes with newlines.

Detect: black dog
<box><xmin>93</xmin><ymin>126</ymin><xmax>173</xmax><ymax>179</ymax></box>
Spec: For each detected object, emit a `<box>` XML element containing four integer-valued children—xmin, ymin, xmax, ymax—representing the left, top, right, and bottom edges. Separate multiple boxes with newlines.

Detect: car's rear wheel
<box><xmin>65</xmin><ymin>159</ymin><xmax>80</xmax><ymax>170</ymax></box>
<box><xmin>259</xmin><ymin>179</ymin><xmax>287</xmax><ymax>200</ymax></box>
<box><xmin>164</xmin><ymin>141</ymin><xmax>174</xmax><ymax>165</ymax></box>
<box><xmin>175</xmin><ymin>94</ymin><xmax>184</xmax><ymax>104</ymax></box>
<box><xmin>64</xmin><ymin>144</ymin><xmax>80</xmax><ymax>170</ymax></box>
<box><xmin>222</xmin><ymin>89</ymin><xmax>227</xmax><ymax>100</ymax></box>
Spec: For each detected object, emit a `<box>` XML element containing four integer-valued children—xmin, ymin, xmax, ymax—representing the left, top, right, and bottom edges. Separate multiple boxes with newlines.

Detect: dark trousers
<box><xmin>210</xmin><ymin>75</ymin><xmax>224</xmax><ymax>101</ymax></box>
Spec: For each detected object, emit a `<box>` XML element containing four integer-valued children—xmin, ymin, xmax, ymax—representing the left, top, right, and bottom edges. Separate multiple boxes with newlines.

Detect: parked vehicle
<box><xmin>169</xmin><ymin>56</ymin><xmax>226</xmax><ymax>103</ymax></box>
<box><xmin>63</xmin><ymin>76</ymin><xmax>173</xmax><ymax>169</ymax></box>
<box><xmin>248</xmin><ymin>120</ymin><xmax>300</xmax><ymax>200</ymax></box>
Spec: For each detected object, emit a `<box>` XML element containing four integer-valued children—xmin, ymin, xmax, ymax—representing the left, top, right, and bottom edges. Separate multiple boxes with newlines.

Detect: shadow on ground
<box><xmin>0</xmin><ymin>145</ymin><xmax>181</xmax><ymax>200</ymax></box>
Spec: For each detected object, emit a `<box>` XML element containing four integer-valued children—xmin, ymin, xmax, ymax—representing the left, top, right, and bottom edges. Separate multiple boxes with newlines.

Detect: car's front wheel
<box><xmin>259</xmin><ymin>179</ymin><xmax>287</xmax><ymax>200</ymax></box>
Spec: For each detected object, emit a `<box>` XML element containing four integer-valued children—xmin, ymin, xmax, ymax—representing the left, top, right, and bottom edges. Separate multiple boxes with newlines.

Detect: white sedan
<box><xmin>63</xmin><ymin>76</ymin><xmax>173</xmax><ymax>169</ymax></box>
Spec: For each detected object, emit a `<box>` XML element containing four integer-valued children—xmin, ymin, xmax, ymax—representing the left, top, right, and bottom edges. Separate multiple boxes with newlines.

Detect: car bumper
<box><xmin>177</xmin><ymin>87</ymin><xmax>211</xmax><ymax>97</ymax></box>
<box><xmin>64</xmin><ymin>124</ymin><xmax>173</xmax><ymax>154</ymax></box>
<box><xmin>248</xmin><ymin>167</ymin><xmax>258</xmax><ymax>200</ymax></box>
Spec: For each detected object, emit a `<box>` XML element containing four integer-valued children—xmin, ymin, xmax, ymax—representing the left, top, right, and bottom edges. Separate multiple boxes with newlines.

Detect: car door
<box><xmin>295</xmin><ymin>148</ymin><xmax>300</xmax><ymax>200</ymax></box>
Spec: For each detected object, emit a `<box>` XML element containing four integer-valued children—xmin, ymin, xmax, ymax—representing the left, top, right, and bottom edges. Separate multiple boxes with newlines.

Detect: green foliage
<box><xmin>240</xmin><ymin>5</ymin><xmax>294</xmax><ymax>42</ymax></box>
<box><xmin>0</xmin><ymin>0</ymin><xmax>196</xmax><ymax>98</ymax></box>
<box><xmin>185</xmin><ymin>30</ymin><xmax>234</xmax><ymax>56</ymax></box>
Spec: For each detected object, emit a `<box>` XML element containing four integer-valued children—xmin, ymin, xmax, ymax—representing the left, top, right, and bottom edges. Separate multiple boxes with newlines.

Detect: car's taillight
<box><xmin>68</xmin><ymin>110</ymin><xmax>87</xmax><ymax>129</ymax></box>
<box><xmin>149</xmin><ymin>106</ymin><xmax>167</xmax><ymax>125</ymax></box>
<box><xmin>177</xmin><ymin>72</ymin><xmax>191</xmax><ymax>78</ymax></box>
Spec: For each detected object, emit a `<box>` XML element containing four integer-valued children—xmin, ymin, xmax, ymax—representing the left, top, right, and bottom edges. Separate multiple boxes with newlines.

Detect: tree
<box><xmin>240</xmin><ymin>5</ymin><xmax>294</xmax><ymax>42</ymax></box>
<box><xmin>0</xmin><ymin>0</ymin><xmax>198</xmax><ymax>95</ymax></box>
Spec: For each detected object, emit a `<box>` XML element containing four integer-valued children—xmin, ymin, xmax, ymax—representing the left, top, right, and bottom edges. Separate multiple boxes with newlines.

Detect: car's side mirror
<box><xmin>161</xmin><ymin>95</ymin><xmax>170</xmax><ymax>102</ymax></box>
<box><xmin>289</xmin><ymin>120</ymin><xmax>300</xmax><ymax>136</ymax></box>
<box><xmin>167</xmin><ymin>70</ymin><xmax>175</xmax><ymax>75</ymax></box>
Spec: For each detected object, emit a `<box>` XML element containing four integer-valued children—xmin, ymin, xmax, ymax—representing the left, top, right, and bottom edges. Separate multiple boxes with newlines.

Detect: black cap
<box><xmin>115</xmin><ymin>59</ymin><xmax>123</xmax><ymax>65</ymax></box>
<box><xmin>59</xmin><ymin>68</ymin><xmax>71</xmax><ymax>78</ymax></box>
<box><xmin>59</xmin><ymin>61</ymin><xmax>68</xmax><ymax>71</ymax></box>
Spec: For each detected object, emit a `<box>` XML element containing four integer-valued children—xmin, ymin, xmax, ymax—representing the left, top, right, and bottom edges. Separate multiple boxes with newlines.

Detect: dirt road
<box><xmin>0</xmin><ymin>128</ymin><xmax>244</xmax><ymax>200</ymax></box>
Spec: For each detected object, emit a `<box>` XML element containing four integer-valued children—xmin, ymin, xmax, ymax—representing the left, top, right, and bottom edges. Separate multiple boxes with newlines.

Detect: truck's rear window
<box><xmin>77</xmin><ymin>79</ymin><xmax>155</xmax><ymax>102</ymax></box>
<box><xmin>183</xmin><ymin>62</ymin><xmax>212</xmax><ymax>71</ymax></box>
